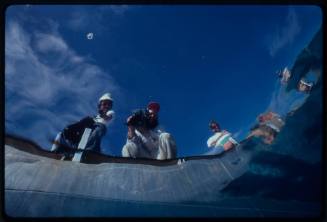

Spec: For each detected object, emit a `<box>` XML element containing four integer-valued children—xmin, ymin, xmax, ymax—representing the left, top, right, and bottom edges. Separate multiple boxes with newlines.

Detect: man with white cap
<box><xmin>122</xmin><ymin>102</ymin><xmax>177</xmax><ymax>160</ymax></box>
<box><xmin>51</xmin><ymin>93</ymin><xmax>114</xmax><ymax>156</ymax></box>
<box><xmin>297</xmin><ymin>78</ymin><xmax>313</xmax><ymax>93</ymax></box>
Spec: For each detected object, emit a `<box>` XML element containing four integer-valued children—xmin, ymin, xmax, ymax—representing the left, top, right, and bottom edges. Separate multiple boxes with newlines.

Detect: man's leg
<box><xmin>51</xmin><ymin>132</ymin><xmax>62</xmax><ymax>152</ymax></box>
<box><xmin>51</xmin><ymin>132</ymin><xmax>77</xmax><ymax>160</ymax></box>
<box><xmin>85</xmin><ymin>124</ymin><xmax>106</xmax><ymax>152</ymax></box>
<box><xmin>122</xmin><ymin>141</ymin><xmax>139</xmax><ymax>158</ymax></box>
<box><xmin>51</xmin><ymin>132</ymin><xmax>74</xmax><ymax>152</ymax></box>
<box><xmin>158</xmin><ymin>133</ymin><xmax>177</xmax><ymax>160</ymax></box>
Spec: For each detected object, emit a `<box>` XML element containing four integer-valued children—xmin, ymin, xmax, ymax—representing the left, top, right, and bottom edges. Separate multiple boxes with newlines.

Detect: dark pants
<box><xmin>53</xmin><ymin>123</ymin><xmax>106</xmax><ymax>154</ymax></box>
<box><xmin>85</xmin><ymin>123</ymin><xmax>107</xmax><ymax>152</ymax></box>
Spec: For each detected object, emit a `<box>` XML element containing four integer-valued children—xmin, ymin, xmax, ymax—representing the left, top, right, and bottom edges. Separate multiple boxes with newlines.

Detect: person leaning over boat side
<box><xmin>204</xmin><ymin>120</ymin><xmax>238</xmax><ymax>155</ymax></box>
<box><xmin>121</xmin><ymin>102</ymin><xmax>177</xmax><ymax>160</ymax></box>
<box><xmin>51</xmin><ymin>93</ymin><xmax>114</xmax><ymax>155</ymax></box>
<box><xmin>246</xmin><ymin>111</ymin><xmax>284</xmax><ymax>144</ymax></box>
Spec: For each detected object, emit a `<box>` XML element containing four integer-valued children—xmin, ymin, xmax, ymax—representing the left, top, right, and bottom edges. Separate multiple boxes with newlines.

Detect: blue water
<box><xmin>222</xmin><ymin>27</ymin><xmax>323</xmax><ymax>206</ymax></box>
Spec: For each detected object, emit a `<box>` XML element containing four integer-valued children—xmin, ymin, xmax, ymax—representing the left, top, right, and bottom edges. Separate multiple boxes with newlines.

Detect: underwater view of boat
<box><xmin>4</xmin><ymin>19</ymin><xmax>323</xmax><ymax>219</ymax></box>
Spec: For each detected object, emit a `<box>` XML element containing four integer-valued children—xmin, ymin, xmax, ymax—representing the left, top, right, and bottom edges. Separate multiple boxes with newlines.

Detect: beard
<box><xmin>146</xmin><ymin>117</ymin><xmax>158</xmax><ymax>129</ymax></box>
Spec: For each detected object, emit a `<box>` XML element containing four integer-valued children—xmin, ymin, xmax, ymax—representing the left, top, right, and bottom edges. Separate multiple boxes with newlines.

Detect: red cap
<box><xmin>147</xmin><ymin>102</ymin><xmax>160</xmax><ymax>113</ymax></box>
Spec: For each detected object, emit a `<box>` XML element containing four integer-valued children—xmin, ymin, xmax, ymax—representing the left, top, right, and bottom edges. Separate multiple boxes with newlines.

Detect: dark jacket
<box><xmin>127</xmin><ymin>109</ymin><xmax>158</xmax><ymax>130</ymax></box>
<box><xmin>127</xmin><ymin>109</ymin><xmax>147</xmax><ymax>127</ymax></box>
<box><xmin>62</xmin><ymin>116</ymin><xmax>96</xmax><ymax>146</ymax></box>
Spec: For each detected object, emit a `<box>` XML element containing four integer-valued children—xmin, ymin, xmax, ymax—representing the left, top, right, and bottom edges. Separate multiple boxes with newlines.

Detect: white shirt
<box><xmin>207</xmin><ymin>131</ymin><xmax>231</xmax><ymax>148</ymax></box>
<box><xmin>93</xmin><ymin>114</ymin><xmax>112</xmax><ymax>126</ymax></box>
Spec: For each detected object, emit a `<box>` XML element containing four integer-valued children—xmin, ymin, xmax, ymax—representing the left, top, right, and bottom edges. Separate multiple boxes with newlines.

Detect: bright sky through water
<box><xmin>5</xmin><ymin>5</ymin><xmax>322</xmax><ymax>156</ymax></box>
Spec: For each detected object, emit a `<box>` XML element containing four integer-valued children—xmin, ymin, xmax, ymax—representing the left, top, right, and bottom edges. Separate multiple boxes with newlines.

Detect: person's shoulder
<box><xmin>79</xmin><ymin>116</ymin><xmax>95</xmax><ymax>125</ymax></box>
<box><xmin>80</xmin><ymin>116</ymin><xmax>94</xmax><ymax>120</ymax></box>
<box><xmin>132</xmin><ymin>109</ymin><xmax>145</xmax><ymax>116</ymax></box>
<box><xmin>207</xmin><ymin>132</ymin><xmax>221</xmax><ymax>141</ymax></box>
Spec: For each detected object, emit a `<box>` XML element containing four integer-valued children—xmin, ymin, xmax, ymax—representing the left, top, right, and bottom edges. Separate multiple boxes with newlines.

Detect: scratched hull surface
<box><xmin>5</xmin><ymin>142</ymin><xmax>251</xmax><ymax>211</ymax></box>
<box><xmin>5</xmin><ymin>143</ymin><xmax>320</xmax><ymax>217</ymax></box>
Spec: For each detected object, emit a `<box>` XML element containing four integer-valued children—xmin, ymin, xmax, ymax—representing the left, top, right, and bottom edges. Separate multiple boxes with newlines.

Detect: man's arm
<box><xmin>126</xmin><ymin>110</ymin><xmax>146</xmax><ymax>139</ymax></box>
<box><xmin>127</xmin><ymin>125</ymin><xmax>136</xmax><ymax>139</ymax></box>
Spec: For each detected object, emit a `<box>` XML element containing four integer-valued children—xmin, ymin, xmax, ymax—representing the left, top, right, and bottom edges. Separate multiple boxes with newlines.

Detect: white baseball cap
<box><xmin>99</xmin><ymin>93</ymin><xmax>113</xmax><ymax>102</ymax></box>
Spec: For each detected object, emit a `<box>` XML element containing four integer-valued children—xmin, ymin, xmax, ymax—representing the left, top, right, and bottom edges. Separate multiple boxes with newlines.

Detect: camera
<box><xmin>126</xmin><ymin>111</ymin><xmax>145</xmax><ymax>127</ymax></box>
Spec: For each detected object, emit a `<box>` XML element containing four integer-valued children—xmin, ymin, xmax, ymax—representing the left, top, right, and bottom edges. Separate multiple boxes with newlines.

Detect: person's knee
<box><xmin>93</xmin><ymin>124</ymin><xmax>107</xmax><ymax>137</ymax></box>
<box><xmin>160</xmin><ymin>132</ymin><xmax>176</xmax><ymax>148</ymax></box>
<box><xmin>159</xmin><ymin>132</ymin><xmax>172</xmax><ymax>141</ymax></box>
<box><xmin>51</xmin><ymin>132</ymin><xmax>62</xmax><ymax>152</ymax></box>
<box><xmin>122</xmin><ymin>142</ymin><xmax>138</xmax><ymax>157</ymax></box>
<box><xmin>159</xmin><ymin>133</ymin><xmax>177</xmax><ymax>159</ymax></box>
